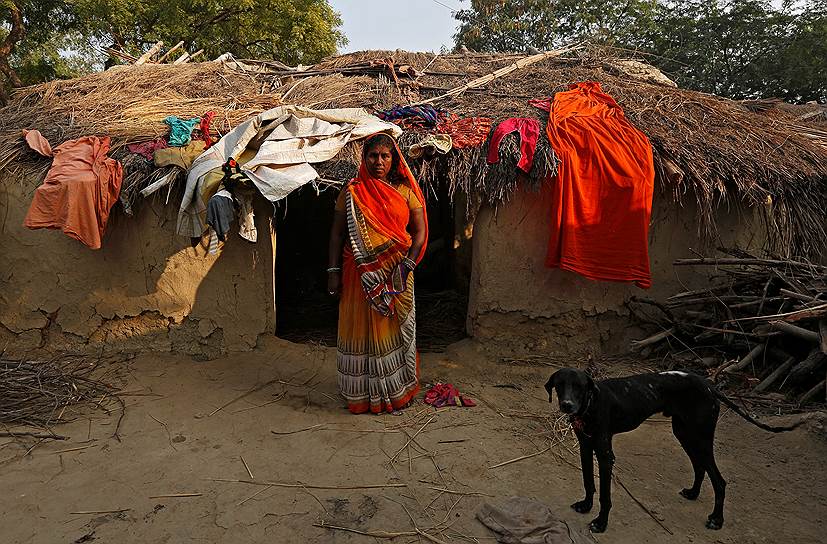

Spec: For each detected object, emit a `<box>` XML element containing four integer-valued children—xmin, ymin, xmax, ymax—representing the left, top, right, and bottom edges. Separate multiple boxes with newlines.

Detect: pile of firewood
<box><xmin>630</xmin><ymin>252</ymin><xmax>827</xmax><ymax>405</ymax></box>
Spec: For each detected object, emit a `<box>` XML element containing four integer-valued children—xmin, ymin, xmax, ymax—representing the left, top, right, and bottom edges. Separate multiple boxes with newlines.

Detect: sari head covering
<box><xmin>344</xmin><ymin>134</ymin><xmax>428</xmax><ymax>316</ymax></box>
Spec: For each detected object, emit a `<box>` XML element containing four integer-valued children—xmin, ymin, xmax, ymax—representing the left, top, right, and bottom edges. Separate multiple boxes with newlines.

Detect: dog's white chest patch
<box><xmin>660</xmin><ymin>371</ymin><xmax>689</xmax><ymax>377</ymax></box>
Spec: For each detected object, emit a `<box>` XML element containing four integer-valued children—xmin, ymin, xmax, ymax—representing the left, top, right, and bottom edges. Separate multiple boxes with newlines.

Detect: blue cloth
<box><xmin>164</xmin><ymin>115</ymin><xmax>200</xmax><ymax>147</ymax></box>
<box><xmin>376</xmin><ymin>105</ymin><xmax>445</xmax><ymax>127</ymax></box>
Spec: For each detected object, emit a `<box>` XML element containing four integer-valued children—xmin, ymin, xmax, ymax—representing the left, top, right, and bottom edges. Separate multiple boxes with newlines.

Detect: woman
<box><xmin>327</xmin><ymin>133</ymin><xmax>428</xmax><ymax>414</ymax></box>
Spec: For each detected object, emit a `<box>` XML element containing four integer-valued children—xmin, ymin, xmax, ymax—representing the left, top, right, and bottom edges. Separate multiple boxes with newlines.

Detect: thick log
<box><xmin>788</xmin><ymin>351</ymin><xmax>827</xmax><ymax>385</ymax></box>
<box><xmin>799</xmin><ymin>379</ymin><xmax>826</xmax><ymax>405</ymax></box>
<box><xmin>779</xmin><ymin>288</ymin><xmax>816</xmax><ymax>302</ymax></box>
<box><xmin>753</xmin><ymin>356</ymin><xmax>796</xmax><ymax>393</ymax></box>
<box><xmin>724</xmin><ymin>343</ymin><xmax>765</xmax><ymax>374</ymax></box>
<box><xmin>630</xmin><ymin>327</ymin><xmax>675</xmax><ymax>350</ymax></box>
<box><xmin>770</xmin><ymin>321</ymin><xmax>820</xmax><ymax>343</ymax></box>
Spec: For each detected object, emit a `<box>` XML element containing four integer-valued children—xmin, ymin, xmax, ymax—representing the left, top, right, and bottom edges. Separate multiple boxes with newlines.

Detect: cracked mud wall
<box><xmin>0</xmin><ymin>175</ymin><xmax>273</xmax><ymax>358</ymax></box>
<box><xmin>467</xmin><ymin>183</ymin><xmax>765</xmax><ymax>356</ymax></box>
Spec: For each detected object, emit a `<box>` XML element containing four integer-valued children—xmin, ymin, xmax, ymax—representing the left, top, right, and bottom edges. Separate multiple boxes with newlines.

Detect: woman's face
<box><xmin>365</xmin><ymin>144</ymin><xmax>394</xmax><ymax>180</ymax></box>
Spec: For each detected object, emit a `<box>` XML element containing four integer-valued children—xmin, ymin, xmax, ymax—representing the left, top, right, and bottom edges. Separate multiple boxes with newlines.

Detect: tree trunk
<box><xmin>0</xmin><ymin>1</ymin><xmax>26</xmax><ymax>102</ymax></box>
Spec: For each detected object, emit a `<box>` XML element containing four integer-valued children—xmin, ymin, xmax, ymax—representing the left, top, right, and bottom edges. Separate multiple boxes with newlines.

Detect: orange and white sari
<box><xmin>335</xmin><ymin>141</ymin><xmax>428</xmax><ymax>414</ymax></box>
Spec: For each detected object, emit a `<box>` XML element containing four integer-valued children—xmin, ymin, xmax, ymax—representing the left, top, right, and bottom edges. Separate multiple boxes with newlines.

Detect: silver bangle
<box><xmin>327</xmin><ymin>267</ymin><xmax>341</xmax><ymax>273</ymax></box>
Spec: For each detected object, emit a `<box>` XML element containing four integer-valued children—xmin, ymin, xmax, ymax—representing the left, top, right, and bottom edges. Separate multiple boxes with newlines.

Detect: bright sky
<box><xmin>329</xmin><ymin>0</ymin><xmax>463</xmax><ymax>53</ymax></box>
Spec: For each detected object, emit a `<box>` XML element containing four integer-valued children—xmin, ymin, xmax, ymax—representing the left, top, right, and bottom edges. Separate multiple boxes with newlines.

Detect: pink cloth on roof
<box><xmin>127</xmin><ymin>139</ymin><xmax>168</xmax><ymax>160</ymax></box>
<box><xmin>486</xmin><ymin>117</ymin><xmax>541</xmax><ymax>173</ymax></box>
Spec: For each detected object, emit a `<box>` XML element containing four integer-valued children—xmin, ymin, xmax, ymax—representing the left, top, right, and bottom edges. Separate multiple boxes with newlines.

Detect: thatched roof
<box><xmin>1</xmin><ymin>49</ymin><xmax>824</xmax><ymax>257</ymax></box>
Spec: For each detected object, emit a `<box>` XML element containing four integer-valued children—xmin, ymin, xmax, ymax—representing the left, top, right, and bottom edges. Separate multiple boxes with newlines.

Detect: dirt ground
<box><xmin>1</xmin><ymin>337</ymin><xmax>825</xmax><ymax>544</ymax></box>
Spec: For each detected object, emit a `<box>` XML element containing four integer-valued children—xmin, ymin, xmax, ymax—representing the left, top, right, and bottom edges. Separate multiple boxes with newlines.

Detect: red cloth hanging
<box><xmin>486</xmin><ymin>117</ymin><xmax>541</xmax><ymax>173</ymax></box>
<box><xmin>544</xmin><ymin>82</ymin><xmax>654</xmax><ymax>288</ymax></box>
<box><xmin>200</xmin><ymin>111</ymin><xmax>217</xmax><ymax>149</ymax></box>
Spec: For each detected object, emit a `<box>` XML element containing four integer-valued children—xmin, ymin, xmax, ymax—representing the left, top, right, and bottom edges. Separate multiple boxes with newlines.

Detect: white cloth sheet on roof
<box><xmin>177</xmin><ymin>105</ymin><xmax>401</xmax><ymax>237</ymax></box>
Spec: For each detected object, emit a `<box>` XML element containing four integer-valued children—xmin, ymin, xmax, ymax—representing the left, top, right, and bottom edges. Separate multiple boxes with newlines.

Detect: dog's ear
<box><xmin>544</xmin><ymin>371</ymin><xmax>559</xmax><ymax>401</ymax></box>
<box><xmin>586</xmin><ymin>373</ymin><xmax>598</xmax><ymax>395</ymax></box>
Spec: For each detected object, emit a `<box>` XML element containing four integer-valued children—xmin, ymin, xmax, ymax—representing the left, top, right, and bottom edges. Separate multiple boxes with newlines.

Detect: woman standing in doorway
<box><xmin>327</xmin><ymin>133</ymin><xmax>428</xmax><ymax>414</ymax></box>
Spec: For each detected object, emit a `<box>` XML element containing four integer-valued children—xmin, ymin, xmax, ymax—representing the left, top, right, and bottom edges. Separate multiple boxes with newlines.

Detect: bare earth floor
<box><xmin>1</xmin><ymin>337</ymin><xmax>824</xmax><ymax>544</ymax></box>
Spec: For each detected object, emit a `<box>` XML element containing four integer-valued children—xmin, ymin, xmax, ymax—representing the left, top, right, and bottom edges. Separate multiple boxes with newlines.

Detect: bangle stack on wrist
<box><xmin>401</xmin><ymin>257</ymin><xmax>416</xmax><ymax>271</ymax></box>
<box><xmin>327</xmin><ymin>267</ymin><xmax>341</xmax><ymax>274</ymax></box>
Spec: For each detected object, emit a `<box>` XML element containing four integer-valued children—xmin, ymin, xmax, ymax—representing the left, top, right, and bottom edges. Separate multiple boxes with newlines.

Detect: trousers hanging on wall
<box><xmin>544</xmin><ymin>82</ymin><xmax>654</xmax><ymax>289</ymax></box>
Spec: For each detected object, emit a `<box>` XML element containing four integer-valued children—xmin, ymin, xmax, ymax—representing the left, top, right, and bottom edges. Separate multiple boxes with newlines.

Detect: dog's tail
<box><xmin>714</xmin><ymin>390</ymin><xmax>802</xmax><ymax>433</ymax></box>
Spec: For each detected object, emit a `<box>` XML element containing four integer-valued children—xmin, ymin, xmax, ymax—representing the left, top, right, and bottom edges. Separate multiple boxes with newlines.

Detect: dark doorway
<box><xmin>274</xmin><ymin>180</ymin><xmax>468</xmax><ymax>351</ymax></box>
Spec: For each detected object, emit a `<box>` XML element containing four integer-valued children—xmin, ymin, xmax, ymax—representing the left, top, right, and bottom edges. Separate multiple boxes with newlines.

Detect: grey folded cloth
<box><xmin>206</xmin><ymin>189</ymin><xmax>234</xmax><ymax>242</ymax></box>
<box><xmin>476</xmin><ymin>497</ymin><xmax>594</xmax><ymax>544</ymax></box>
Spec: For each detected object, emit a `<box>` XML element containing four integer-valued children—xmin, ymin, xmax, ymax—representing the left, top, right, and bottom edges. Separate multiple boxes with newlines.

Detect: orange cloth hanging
<box><xmin>23</xmin><ymin>134</ymin><xmax>123</xmax><ymax>250</ymax></box>
<box><xmin>544</xmin><ymin>82</ymin><xmax>654</xmax><ymax>288</ymax></box>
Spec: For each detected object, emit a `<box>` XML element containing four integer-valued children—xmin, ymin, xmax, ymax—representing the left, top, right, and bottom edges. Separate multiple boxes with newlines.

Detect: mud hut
<box><xmin>1</xmin><ymin>49</ymin><xmax>825</xmax><ymax>358</ymax></box>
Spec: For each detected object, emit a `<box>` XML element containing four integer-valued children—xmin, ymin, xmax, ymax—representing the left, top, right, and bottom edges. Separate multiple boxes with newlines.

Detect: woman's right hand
<box><xmin>327</xmin><ymin>271</ymin><xmax>341</xmax><ymax>297</ymax></box>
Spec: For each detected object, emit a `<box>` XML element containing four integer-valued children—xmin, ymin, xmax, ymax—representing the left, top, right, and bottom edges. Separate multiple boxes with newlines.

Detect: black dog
<box><xmin>544</xmin><ymin>368</ymin><xmax>800</xmax><ymax>533</ymax></box>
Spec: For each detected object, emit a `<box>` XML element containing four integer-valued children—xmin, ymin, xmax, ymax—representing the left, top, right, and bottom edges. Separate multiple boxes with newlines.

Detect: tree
<box><xmin>0</xmin><ymin>0</ymin><xmax>346</xmax><ymax>102</ymax></box>
<box><xmin>74</xmin><ymin>0</ymin><xmax>346</xmax><ymax>66</ymax></box>
<box><xmin>452</xmin><ymin>0</ymin><xmax>827</xmax><ymax>103</ymax></box>
<box><xmin>453</xmin><ymin>0</ymin><xmax>660</xmax><ymax>52</ymax></box>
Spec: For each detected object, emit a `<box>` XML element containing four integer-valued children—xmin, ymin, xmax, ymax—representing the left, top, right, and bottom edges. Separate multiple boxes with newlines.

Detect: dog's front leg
<box><xmin>572</xmin><ymin>436</ymin><xmax>594</xmax><ymax>513</ymax></box>
<box><xmin>589</xmin><ymin>438</ymin><xmax>615</xmax><ymax>533</ymax></box>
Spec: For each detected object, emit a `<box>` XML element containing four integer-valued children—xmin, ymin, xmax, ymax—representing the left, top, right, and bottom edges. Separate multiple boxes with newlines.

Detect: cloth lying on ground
<box><xmin>335</xmin><ymin>138</ymin><xmax>426</xmax><ymax>414</ymax></box>
<box><xmin>408</xmin><ymin>133</ymin><xmax>452</xmax><ymax>159</ymax></box>
<box><xmin>23</xmin><ymin>131</ymin><xmax>123</xmax><ymax>249</ymax></box>
<box><xmin>164</xmin><ymin>115</ymin><xmax>201</xmax><ymax>146</ymax></box>
<box><xmin>127</xmin><ymin>139</ymin><xmax>168</xmax><ymax>160</ymax></box>
<box><xmin>477</xmin><ymin>497</ymin><xmax>595</xmax><ymax>544</ymax></box>
<box><xmin>487</xmin><ymin>118</ymin><xmax>541</xmax><ymax>173</ymax></box>
<box><xmin>376</xmin><ymin>105</ymin><xmax>446</xmax><ymax>129</ymax></box>
<box><xmin>423</xmin><ymin>383</ymin><xmax>475</xmax><ymax>408</ymax></box>
<box><xmin>437</xmin><ymin>115</ymin><xmax>492</xmax><ymax>148</ymax></box>
<box><xmin>154</xmin><ymin>140</ymin><xmax>206</xmax><ymax>170</ymax></box>
<box><xmin>178</xmin><ymin>105</ymin><xmax>400</xmax><ymax>238</ymax></box>
<box><xmin>544</xmin><ymin>82</ymin><xmax>654</xmax><ymax>289</ymax></box>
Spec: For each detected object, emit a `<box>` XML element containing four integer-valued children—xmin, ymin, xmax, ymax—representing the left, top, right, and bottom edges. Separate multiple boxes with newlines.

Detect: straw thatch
<box><xmin>0</xmin><ymin>48</ymin><xmax>825</xmax><ymax>257</ymax></box>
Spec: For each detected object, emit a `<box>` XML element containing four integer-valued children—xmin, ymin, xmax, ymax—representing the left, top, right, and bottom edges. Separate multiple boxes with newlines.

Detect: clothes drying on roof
<box><xmin>178</xmin><ymin>105</ymin><xmax>401</xmax><ymax>238</ymax></box>
<box><xmin>23</xmin><ymin>129</ymin><xmax>53</xmax><ymax>157</ymax></box>
<box><xmin>127</xmin><ymin>139</ymin><xmax>168</xmax><ymax>160</ymax></box>
<box><xmin>206</xmin><ymin>189</ymin><xmax>234</xmax><ymax>242</ymax></box>
<box><xmin>200</xmin><ymin>111</ymin><xmax>217</xmax><ymax>149</ymax></box>
<box><xmin>376</xmin><ymin>105</ymin><xmax>447</xmax><ymax>129</ymax></box>
<box><xmin>164</xmin><ymin>115</ymin><xmax>201</xmax><ymax>146</ymax></box>
<box><xmin>544</xmin><ymin>81</ymin><xmax>654</xmax><ymax>289</ymax></box>
<box><xmin>22</xmin><ymin>132</ymin><xmax>123</xmax><ymax>250</ymax></box>
<box><xmin>408</xmin><ymin>133</ymin><xmax>452</xmax><ymax>159</ymax></box>
<box><xmin>235</xmin><ymin>188</ymin><xmax>257</xmax><ymax>243</ymax></box>
<box><xmin>154</xmin><ymin>140</ymin><xmax>206</xmax><ymax>170</ymax></box>
<box><xmin>487</xmin><ymin>118</ymin><xmax>541</xmax><ymax>173</ymax></box>
<box><xmin>437</xmin><ymin>115</ymin><xmax>492</xmax><ymax>148</ymax></box>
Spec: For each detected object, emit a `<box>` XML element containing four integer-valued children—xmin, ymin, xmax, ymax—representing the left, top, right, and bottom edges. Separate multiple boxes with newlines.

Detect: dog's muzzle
<box><xmin>560</xmin><ymin>400</ymin><xmax>575</xmax><ymax>414</ymax></box>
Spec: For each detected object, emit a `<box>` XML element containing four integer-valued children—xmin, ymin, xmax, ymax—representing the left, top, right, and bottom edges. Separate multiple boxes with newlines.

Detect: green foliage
<box><xmin>454</xmin><ymin>0</ymin><xmax>827</xmax><ymax>103</ymax></box>
<box><xmin>0</xmin><ymin>0</ymin><xmax>346</xmax><ymax>94</ymax></box>
<box><xmin>73</xmin><ymin>0</ymin><xmax>346</xmax><ymax>66</ymax></box>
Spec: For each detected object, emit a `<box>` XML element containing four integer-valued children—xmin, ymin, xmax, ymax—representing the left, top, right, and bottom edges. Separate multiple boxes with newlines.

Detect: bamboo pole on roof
<box><xmin>409</xmin><ymin>44</ymin><xmax>582</xmax><ymax>106</ymax></box>
<box><xmin>135</xmin><ymin>41</ymin><xmax>164</xmax><ymax>65</ymax></box>
<box><xmin>157</xmin><ymin>41</ymin><xmax>185</xmax><ymax>64</ymax></box>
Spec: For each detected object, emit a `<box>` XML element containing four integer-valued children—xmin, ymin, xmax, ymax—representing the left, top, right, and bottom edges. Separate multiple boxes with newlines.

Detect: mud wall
<box><xmin>467</xmin><ymin>182</ymin><xmax>765</xmax><ymax>356</ymax></box>
<box><xmin>0</xmin><ymin>175</ymin><xmax>273</xmax><ymax>358</ymax></box>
